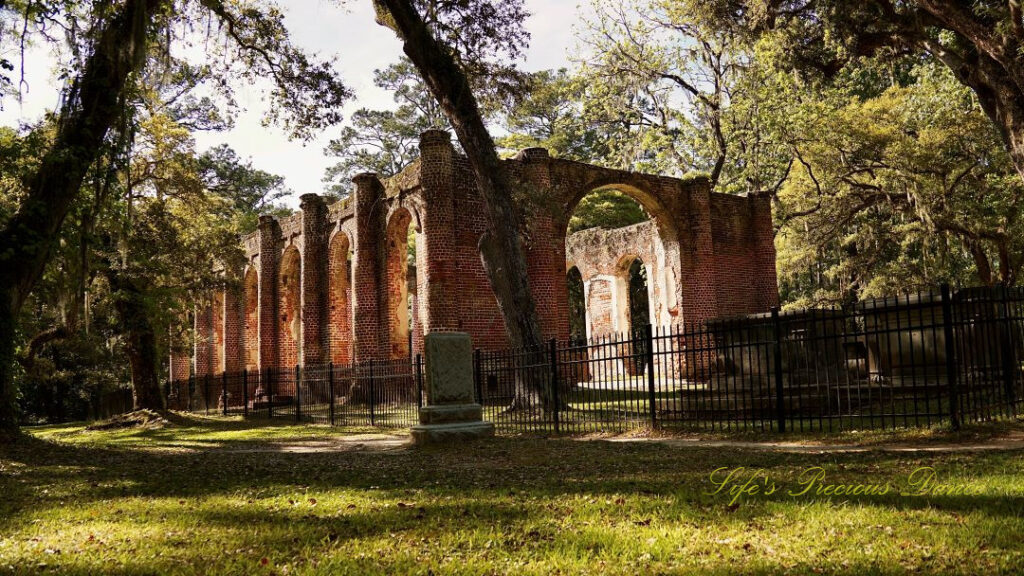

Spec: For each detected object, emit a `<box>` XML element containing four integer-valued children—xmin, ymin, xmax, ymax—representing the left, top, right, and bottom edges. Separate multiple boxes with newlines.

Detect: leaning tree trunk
<box><xmin>375</xmin><ymin>0</ymin><xmax>555</xmax><ymax>411</ymax></box>
<box><xmin>0</xmin><ymin>0</ymin><xmax>165</xmax><ymax>434</ymax></box>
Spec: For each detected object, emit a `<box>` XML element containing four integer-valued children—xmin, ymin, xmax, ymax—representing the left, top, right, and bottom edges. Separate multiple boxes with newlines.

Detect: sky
<box><xmin>0</xmin><ymin>0</ymin><xmax>588</xmax><ymax>209</ymax></box>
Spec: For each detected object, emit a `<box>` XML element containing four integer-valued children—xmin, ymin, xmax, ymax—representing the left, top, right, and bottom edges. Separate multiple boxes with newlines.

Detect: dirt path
<box><xmin>213</xmin><ymin>430</ymin><xmax>1024</xmax><ymax>454</ymax></box>
<box><xmin>597</xmin><ymin>431</ymin><xmax>1024</xmax><ymax>453</ymax></box>
<box><xmin>215</xmin><ymin>434</ymin><xmax>410</xmax><ymax>453</ymax></box>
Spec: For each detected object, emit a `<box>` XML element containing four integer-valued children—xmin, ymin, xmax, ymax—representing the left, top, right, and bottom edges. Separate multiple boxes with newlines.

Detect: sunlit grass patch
<box><xmin>1</xmin><ymin>419</ymin><xmax>1022</xmax><ymax>574</ymax></box>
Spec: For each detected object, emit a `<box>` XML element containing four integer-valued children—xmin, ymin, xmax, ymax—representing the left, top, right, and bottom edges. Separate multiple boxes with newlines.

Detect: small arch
<box><xmin>279</xmin><ymin>246</ymin><xmax>302</xmax><ymax>370</ymax></box>
<box><xmin>567</xmin><ymin>266</ymin><xmax>586</xmax><ymax>344</ymax></box>
<box><xmin>243</xmin><ymin>267</ymin><xmax>259</xmax><ymax>371</ymax></box>
<box><xmin>328</xmin><ymin>231</ymin><xmax>353</xmax><ymax>365</ymax></box>
<box><xmin>385</xmin><ymin>207</ymin><xmax>422</xmax><ymax>359</ymax></box>
<box><xmin>212</xmin><ymin>290</ymin><xmax>225</xmax><ymax>374</ymax></box>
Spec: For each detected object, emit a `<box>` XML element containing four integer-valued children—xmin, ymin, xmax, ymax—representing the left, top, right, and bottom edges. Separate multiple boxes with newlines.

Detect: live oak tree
<box><xmin>0</xmin><ymin>0</ymin><xmax>349</xmax><ymax>434</ymax></box>
<box><xmin>702</xmin><ymin>0</ymin><xmax>1024</xmax><ymax>190</ymax></box>
<box><xmin>774</xmin><ymin>61</ymin><xmax>1024</xmax><ymax>305</ymax></box>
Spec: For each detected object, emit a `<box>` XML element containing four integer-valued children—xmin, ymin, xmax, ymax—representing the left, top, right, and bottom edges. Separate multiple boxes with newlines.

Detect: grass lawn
<box><xmin>1</xmin><ymin>415</ymin><xmax>1023</xmax><ymax>575</ymax></box>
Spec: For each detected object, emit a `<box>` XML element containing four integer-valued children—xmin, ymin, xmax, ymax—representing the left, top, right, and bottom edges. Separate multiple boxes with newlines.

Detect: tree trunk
<box><xmin>375</xmin><ymin>0</ymin><xmax>555</xmax><ymax>410</ymax></box>
<box><xmin>107</xmin><ymin>271</ymin><xmax>165</xmax><ymax>411</ymax></box>
<box><xmin>0</xmin><ymin>295</ymin><xmax>19</xmax><ymax>437</ymax></box>
<box><xmin>0</xmin><ymin>0</ymin><xmax>165</xmax><ymax>432</ymax></box>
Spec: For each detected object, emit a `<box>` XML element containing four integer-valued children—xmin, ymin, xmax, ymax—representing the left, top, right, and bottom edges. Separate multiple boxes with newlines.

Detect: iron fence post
<box><xmin>772</xmin><ymin>307</ymin><xmax>786</xmax><ymax>433</ymax></box>
<box><xmin>204</xmin><ymin>374</ymin><xmax>211</xmax><ymax>415</ymax></box>
<box><xmin>368</xmin><ymin>360</ymin><xmax>376</xmax><ymax>427</ymax></box>
<box><xmin>267</xmin><ymin>367</ymin><xmax>274</xmax><ymax>419</ymax></box>
<box><xmin>222</xmin><ymin>371</ymin><xmax>228</xmax><ymax>416</ymax></box>
<box><xmin>474</xmin><ymin>349</ymin><xmax>482</xmax><ymax>404</ymax></box>
<box><xmin>242</xmin><ymin>369</ymin><xmax>248</xmax><ymax>418</ymax></box>
<box><xmin>645</xmin><ymin>324</ymin><xmax>657</xmax><ymax>429</ymax></box>
<box><xmin>188</xmin><ymin>374</ymin><xmax>194</xmax><ymax>412</ymax></box>
<box><xmin>999</xmin><ymin>287</ymin><xmax>1018</xmax><ymax>415</ymax></box>
<box><xmin>549</xmin><ymin>339</ymin><xmax>560</xmax><ymax>434</ymax></box>
<box><xmin>328</xmin><ymin>363</ymin><xmax>336</xmax><ymax>427</ymax></box>
<box><xmin>295</xmin><ymin>364</ymin><xmax>302</xmax><ymax>422</ymax></box>
<box><xmin>940</xmin><ymin>284</ymin><xmax>961</xmax><ymax>429</ymax></box>
<box><xmin>416</xmin><ymin>354</ymin><xmax>424</xmax><ymax>409</ymax></box>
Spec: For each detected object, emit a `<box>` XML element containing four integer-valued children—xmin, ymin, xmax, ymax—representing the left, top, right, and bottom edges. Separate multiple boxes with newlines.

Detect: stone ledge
<box><xmin>410</xmin><ymin>421</ymin><xmax>495</xmax><ymax>446</ymax></box>
<box><xmin>419</xmin><ymin>403</ymin><xmax>483</xmax><ymax>425</ymax></box>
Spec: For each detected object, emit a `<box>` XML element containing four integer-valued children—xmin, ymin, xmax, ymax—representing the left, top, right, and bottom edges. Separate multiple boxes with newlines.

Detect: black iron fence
<box><xmin>166</xmin><ymin>357</ymin><xmax>422</xmax><ymax>429</ymax></box>
<box><xmin>167</xmin><ymin>284</ymin><xmax>1024</xmax><ymax>434</ymax></box>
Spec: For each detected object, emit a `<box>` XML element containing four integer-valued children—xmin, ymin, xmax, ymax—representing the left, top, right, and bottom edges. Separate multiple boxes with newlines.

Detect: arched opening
<box><xmin>244</xmin><ymin>267</ymin><xmax>259</xmax><ymax>371</ymax></box>
<box><xmin>212</xmin><ymin>291</ymin><xmax>225</xmax><ymax>374</ymax></box>
<box><xmin>623</xmin><ymin>256</ymin><xmax>651</xmax><ymax>336</ymax></box>
<box><xmin>328</xmin><ymin>232</ymin><xmax>353</xmax><ymax>365</ymax></box>
<box><xmin>279</xmin><ymin>247</ymin><xmax>301</xmax><ymax>371</ymax></box>
<box><xmin>562</xmin><ymin>183</ymin><xmax>681</xmax><ymax>339</ymax></box>
<box><xmin>385</xmin><ymin>208</ymin><xmax>422</xmax><ymax>359</ymax></box>
<box><xmin>622</xmin><ymin>256</ymin><xmax>651</xmax><ymax>375</ymax></box>
<box><xmin>566</xmin><ymin>265</ymin><xmax>586</xmax><ymax>344</ymax></box>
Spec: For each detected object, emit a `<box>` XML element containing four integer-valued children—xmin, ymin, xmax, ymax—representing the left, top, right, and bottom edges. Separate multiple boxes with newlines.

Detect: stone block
<box><xmin>423</xmin><ymin>332</ymin><xmax>474</xmax><ymax>405</ymax></box>
<box><xmin>410</xmin><ymin>421</ymin><xmax>494</xmax><ymax>445</ymax></box>
<box><xmin>419</xmin><ymin>403</ymin><xmax>483</xmax><ymax>425</ymax></box>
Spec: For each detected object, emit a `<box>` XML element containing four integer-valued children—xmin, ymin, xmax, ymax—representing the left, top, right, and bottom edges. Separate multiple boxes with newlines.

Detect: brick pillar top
<box><xmin>300</xmin><ymin>193</ymin><xmax>324</xmax><ymax>208</ymax></box>
<box><xmin>517</xmin><ymin>147</ymin><xmax>550</xmax><ymax>161</ymax></box>
<box><xmin>258</xmin><ymin>214</ymin><xmax>278</xmax><ymax>230</ymax></box>
<box><xmin>353</xmin><ymin>172</ymin><xmax>383</xmax><ymax>195</ymax></box>
<box><xmin>419</xmin><ymin>129</ymin><xmax>452</xmax><ymax>147</ymax></box>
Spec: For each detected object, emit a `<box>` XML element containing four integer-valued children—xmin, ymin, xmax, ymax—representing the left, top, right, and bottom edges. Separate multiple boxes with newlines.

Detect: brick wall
<box><xmin>176</xmin><ymin>131</ymin><xmax>779</xmax><ymax>374</ymax></box>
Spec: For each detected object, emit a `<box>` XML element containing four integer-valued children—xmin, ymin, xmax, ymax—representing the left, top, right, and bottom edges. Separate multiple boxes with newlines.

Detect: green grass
<box><xmin>1</xmin><ymin>415</ymin><xmax>1023</xmax><ymax>575</ymax></box>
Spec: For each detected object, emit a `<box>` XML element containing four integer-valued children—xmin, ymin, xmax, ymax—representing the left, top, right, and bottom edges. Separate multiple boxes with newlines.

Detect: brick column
<box><xmin>518</xmin><ymin>147</ymin><xmax>566</xmax><ymax>341</ymax></box>
<box><xmin>352</xmin><ymin>172</ymin><xmax>385</xmax><ymax>362</ymax></box>
<box><xmin>682</xmin><ymin>178</ymin><xmax>719</xmax><ymax>325</ymax></box>
<box><xmin>257</xmin><ymin>215</ymin><xmax>281</xmax><ymax>371</ymax></box>
<box><xmin>300</xmin><ymin>193</ymin><xmax>330</xmax><ymax>366</ymax></box>
<box><xmin>417</xmin><ymin>130</ymin><xmax>457</xmax><ymax>333</ymax></box>
<box><xmin>750</xmin><ymin>191</ymin><xmax>779</xmax><ymax>310</ymax></box>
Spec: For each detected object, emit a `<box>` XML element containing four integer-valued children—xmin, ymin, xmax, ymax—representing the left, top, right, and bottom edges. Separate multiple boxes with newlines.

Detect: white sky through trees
<box><xmin>0</xmin><ymin>0</ymin><xmax>583</xmax><ymax>208</ymax></box>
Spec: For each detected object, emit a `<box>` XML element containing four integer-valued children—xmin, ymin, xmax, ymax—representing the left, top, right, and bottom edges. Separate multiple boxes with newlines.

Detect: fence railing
<box><xmin>165</xmin><ymin>357</ymin><xmax>421</xmax><ymax>429</ymax></box>
<box><xmin>166</xmin><ymin>284</ymin><xmax>1024</xmax><ymax>434</ymax></box>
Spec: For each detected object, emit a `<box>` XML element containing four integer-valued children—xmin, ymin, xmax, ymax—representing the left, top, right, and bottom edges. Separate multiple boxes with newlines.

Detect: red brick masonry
<box><xmin>179</xmin><ymin>131</ymin><xmax>778</xmax><ymax>377</ymax></box>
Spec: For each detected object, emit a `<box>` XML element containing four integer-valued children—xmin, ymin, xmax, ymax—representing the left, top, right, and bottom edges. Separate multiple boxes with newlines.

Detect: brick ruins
<box><xmin>171</xmin><ymin>130</ymin><xmax>779</xmax><ymax>381</ymax></box>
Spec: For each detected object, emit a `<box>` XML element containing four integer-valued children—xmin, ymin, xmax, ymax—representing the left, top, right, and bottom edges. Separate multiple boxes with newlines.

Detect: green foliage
<box><xmin>495</xmin><ymin>69</ymin><xmax>611</xmax><ymax>163</ymax></box>
<box><xmin>775</xmin><ymin>61</ymin><xmax>1024</xmax><ymax>305</ymax></box>
<box><xmin>568</xmin><ymin>190</ymin><xmax>648</xmax><ymax>234</ymax></box>
<box><xmin>7</xmin><ymin>107</ymin><xmax>287</xmax><ymax>422</ymax></box>
<box><xmin>197</xmin><ymin>144</ymin><xmax>290</xmax><ymax>235</ymax></box>
<box><xmin>324</xmin><ymin>59</ymin><xmax>447</xmax><ymax>194</ymax></box>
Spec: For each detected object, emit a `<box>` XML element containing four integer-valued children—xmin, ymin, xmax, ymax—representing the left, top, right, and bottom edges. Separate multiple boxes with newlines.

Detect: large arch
<box><xmin>279</xmin><ymin>246</ymin><xmax>302</xmax><ymax>370</ymax></box>
<box><xmin>243</xmin><ymin>267</ymin><xmax>259</xmax><ymax>371</ymax></box>
<box><xmin>559</xmin><ymin>182</ymin><xmax>682</xmax><ymax>333</ymax></box>
<box><xmin>328</xmin><ymin>231</ymin><xmax>353</xmax><ymax>365</ymax></box>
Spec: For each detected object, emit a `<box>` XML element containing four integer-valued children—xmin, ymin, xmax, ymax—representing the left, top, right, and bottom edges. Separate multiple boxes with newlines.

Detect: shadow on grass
<box><xmin>2</xmin><ymin>417</ymin><xmax>1024</xmax><ymax>575</ymax></box>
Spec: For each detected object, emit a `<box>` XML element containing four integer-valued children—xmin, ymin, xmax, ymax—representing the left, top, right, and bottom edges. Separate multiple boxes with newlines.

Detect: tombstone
<box><xmin>411</xmin><ymin>332</ymin><xmax>494</xmax><ymax>445</ymax></box>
